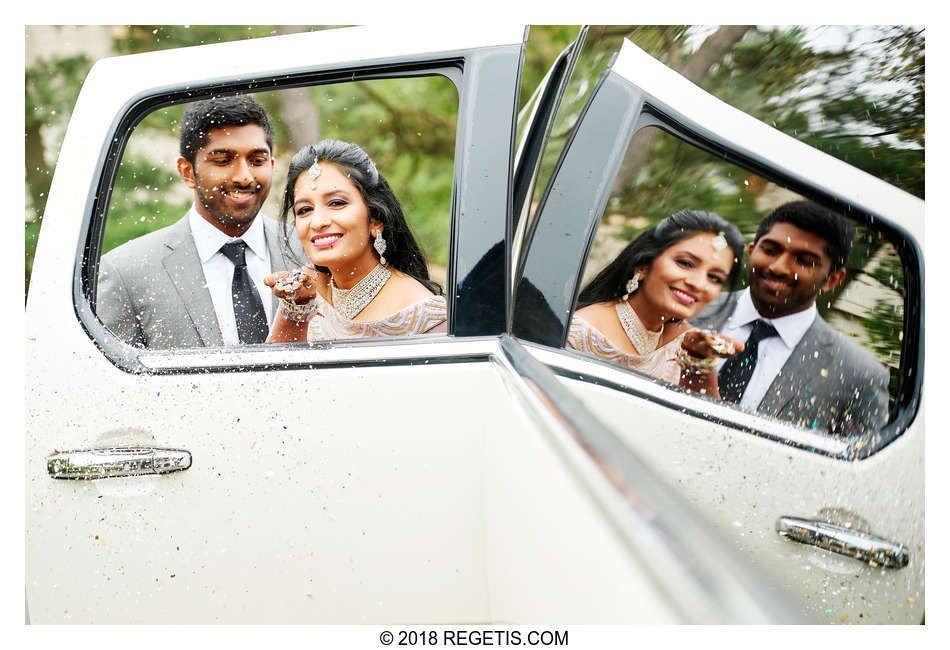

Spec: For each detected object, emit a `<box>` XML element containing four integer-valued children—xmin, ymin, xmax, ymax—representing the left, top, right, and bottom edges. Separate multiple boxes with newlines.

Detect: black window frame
<box><xmin>511</xmin><ymin>67</ymin><xmax>924</xmax><ymax>460</ymax></box>
<box><xmin>73</xmin><ymin>44</ymin><xmax>526</xmax><ymax>375</ymax></box>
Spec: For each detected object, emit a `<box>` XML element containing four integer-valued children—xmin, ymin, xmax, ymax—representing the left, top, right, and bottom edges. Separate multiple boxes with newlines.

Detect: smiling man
<box><xmin>693</xmin><ymin>201</ymin><xmax>889</xmax><ymax>437</ymax></box>
<box><xmin>98</xmin><ymin>95</ymin><xmax>297</xmax><ymax>348</ymax></box>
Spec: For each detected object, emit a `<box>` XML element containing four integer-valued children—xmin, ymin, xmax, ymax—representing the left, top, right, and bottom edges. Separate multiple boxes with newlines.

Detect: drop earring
<box><xmin>374</xmin><ymin>230</ymin><xmax>388</xmax><ymax>266</ymax></box>
<box><xmin>622</xmin><ymin>271</ymin><xmax>641</xmax><ymax>301</ymax></box>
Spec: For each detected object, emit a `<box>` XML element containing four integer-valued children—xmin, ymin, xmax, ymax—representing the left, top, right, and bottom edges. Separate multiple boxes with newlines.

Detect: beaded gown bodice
<box><xmin>307</xmin><ymin>293</ymin><xmax>447</xmax><ymax>340</ymax></box>
<box><xmin>566</xmin><ymin>313</ymin><xmax>687</xmax><ymax>385</ymax></box>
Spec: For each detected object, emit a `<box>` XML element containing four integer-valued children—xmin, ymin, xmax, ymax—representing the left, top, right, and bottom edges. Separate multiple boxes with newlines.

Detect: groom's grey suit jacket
<box><xmin>692</xmin><ymin>293</ymin><xmax>890</xmax><ymax>437</ymax></box>
<box><xmin>97</xmin><ymin>215</ymin><xmax>299</xmax><ymax>349</ymax></box>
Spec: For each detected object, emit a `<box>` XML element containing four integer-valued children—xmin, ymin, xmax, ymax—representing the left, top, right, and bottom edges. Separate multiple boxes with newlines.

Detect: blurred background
<box><xmin>26</xmin><ymin>24</ymin><xmax>923</xmax><ymax>301</ymax></box>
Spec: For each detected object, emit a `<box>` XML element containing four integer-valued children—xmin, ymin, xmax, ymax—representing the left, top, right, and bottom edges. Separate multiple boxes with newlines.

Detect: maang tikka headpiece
<box><xmin>711</xmin><ymin>231</ymin><xmax>728</xmax><ymax>252</ymax></box>
<box><xmin>307</xmin><ymin>160</ymin><xmax>322</xmax><ymax>189</ymax></box>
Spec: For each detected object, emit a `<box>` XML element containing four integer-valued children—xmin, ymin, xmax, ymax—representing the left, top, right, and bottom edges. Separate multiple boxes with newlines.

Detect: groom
<box><xmin>693</xmin><ymin>201</ymin><xmax>890</xmax><ymax>437</ymax></box>
<box><xmin>98</xmin><ymin>95</ymin><xmax>298</xmax><ymax>348</ymax></box>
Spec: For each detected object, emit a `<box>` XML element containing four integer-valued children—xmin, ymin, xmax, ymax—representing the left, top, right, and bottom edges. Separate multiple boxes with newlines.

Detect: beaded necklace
<box><xmin>330</xmin><ymin>263</ymin><xmax>392</xmax><ymax>319</ymax></box>
<box><xmin>615</xmin><ymin>300</ymin><xmax>663</xmax><ymax>355</ymax></box>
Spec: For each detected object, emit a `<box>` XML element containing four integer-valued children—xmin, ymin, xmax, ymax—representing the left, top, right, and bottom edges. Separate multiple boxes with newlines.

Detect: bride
<box><xmin>265</xmin><ymin>139</ymin><xmax>446</xmax><ymax>341</ymax></box>
<box><xmin>568</xmin><ymin>210</ymin><xmax>745</xmax><ymax>397</ymax></box>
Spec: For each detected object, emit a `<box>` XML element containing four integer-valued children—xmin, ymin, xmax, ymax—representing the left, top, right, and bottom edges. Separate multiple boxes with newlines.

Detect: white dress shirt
<box><xmin>189</xmin><ymin>207</ymin><xmax>273</xmax><ymax>346</ymax></box>
<box><xmin>718</xmin><ymin>288</ymin><xmax>817</xmax><ymax>410</ymax></box>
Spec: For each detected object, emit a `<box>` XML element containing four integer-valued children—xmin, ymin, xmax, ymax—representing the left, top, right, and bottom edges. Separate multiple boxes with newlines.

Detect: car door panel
<box><xmin>511</xmin><ymin>39</ymin><xmax>924</xmax><ymax>623</ymax></box>
<box><xmin>555</xmin><ymin>371</ymin><xmax>923</xmax><ymax>623</ymax></box>
<box><xmin>28</xmin><ymin>27</ymin><xmax>531</xmax><ymax>623</ymax></box>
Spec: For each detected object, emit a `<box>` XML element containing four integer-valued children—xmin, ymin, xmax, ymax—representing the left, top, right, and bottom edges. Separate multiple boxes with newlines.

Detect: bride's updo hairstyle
<box><xmin>280</xmin><ymin>139</ymin><xmax>441</xmax><ymax>294</ymax></box>
<box><xmin>577</xmin><ymin>209</ymin><xmax>744</xmax><ymax>309</ymax></box>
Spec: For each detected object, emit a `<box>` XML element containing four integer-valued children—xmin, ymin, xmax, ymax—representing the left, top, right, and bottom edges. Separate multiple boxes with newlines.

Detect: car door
<box><xmin>511</xmin><ymin>38</ymin><xmax>924</xmax><ymax>624</ymax></box>
<box><xmin>26</xmin><ymin>25</ymin><xmax>535</xmax><ymax>624</ymax></box>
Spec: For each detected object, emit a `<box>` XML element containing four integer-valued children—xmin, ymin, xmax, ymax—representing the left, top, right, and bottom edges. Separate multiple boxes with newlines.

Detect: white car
<box><xmin>25</xmin><ymin>25</ymin><xmax>923</xmax><ymax>624</ymax></box>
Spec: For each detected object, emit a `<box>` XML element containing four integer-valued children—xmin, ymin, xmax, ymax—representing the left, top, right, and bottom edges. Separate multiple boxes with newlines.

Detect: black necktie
<box><xmin>718</xmin><ymin>319</ymin><xmax>778</xmax><ymax>403</ymax></box>
<box><xmin>219</xmin><ymin>241</ymin><xmax>268</xmax><ymax>344</ymax></box>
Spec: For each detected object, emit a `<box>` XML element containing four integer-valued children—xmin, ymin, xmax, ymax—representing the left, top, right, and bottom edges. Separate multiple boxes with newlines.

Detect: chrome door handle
<box><xmin>776</xmin><ymin>516</ymin><xmax>908</xmax><ymax>569</ymax></box>
<box><xmin>47</xmin><ymin>447</ymin><xmax>191</xmax><ymax>480</ymax></box>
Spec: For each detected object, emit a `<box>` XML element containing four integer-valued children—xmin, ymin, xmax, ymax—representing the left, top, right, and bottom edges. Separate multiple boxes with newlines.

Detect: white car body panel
<box><xmin>25</xmin><ymin>348</ymin><xmax>678</xmax><ymax>622</ymax></box>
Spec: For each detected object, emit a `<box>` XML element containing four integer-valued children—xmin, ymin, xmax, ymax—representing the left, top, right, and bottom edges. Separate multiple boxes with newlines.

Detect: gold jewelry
<box><xmin>615</xmin><ymin>300</ymin><xmax>662</xmax><ymax>354</ymax></box>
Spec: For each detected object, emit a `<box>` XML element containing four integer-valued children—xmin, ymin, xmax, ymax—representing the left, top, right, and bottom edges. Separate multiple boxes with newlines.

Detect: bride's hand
<box><xmin>265</xmin><ymin>267</ymin><xmax>318</xmax><ymax>305</ymax></box>
<box><xmin>681</xmin><ymin>330</ymin><xmax>744</xmax><ymax>359</ymax></box>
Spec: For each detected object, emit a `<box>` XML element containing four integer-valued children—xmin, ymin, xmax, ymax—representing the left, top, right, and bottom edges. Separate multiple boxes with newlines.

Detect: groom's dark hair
<box><xmin>179</xmin><ymin>95</ymin><xmax>274</xmax><ymax>165</ymax></box>
<box><xmin>754</xmin><ymin>201</ymin><xmax>855</xmax><ymax>271</ymax></box>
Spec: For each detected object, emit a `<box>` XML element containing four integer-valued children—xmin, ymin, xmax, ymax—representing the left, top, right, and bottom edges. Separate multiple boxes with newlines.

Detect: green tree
<box><xmin>25</xmin><ymin>53</ymin><xmax>94</xmax><ymax>295</ymax></box>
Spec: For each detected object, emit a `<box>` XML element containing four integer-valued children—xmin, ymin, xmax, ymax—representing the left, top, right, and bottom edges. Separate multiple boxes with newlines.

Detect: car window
<box><xmin>94</xmin><ymin>75</ymin><xmax>457</xmax><ymax>350</ymax></box>
<box><xmin>566</xmin><ymin>126</ymin><xmax>908</xmax><ymax>440</ymax></box>
<box><xmin>516</xmin><ymin>27</ymin><xmax>628</xmax><ymax>241</ymax></box>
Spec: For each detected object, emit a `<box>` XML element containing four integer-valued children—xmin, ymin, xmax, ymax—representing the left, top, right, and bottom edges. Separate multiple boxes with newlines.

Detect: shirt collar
<box><xmin>188</xmin><ymin>205</ymin><xmax>267</xmax><ymax>263</ymax></box>
<box><xmin>727</xmin><ymin>288</ymin><xmax>817</xmax><ymax>349</ymax></box>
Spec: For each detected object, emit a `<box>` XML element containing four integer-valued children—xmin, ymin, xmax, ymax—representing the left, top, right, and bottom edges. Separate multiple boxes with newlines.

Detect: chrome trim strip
<box><xmin>492</xmin><ymin>335</ymin><xmax>808</xmax><ymax>624</ymax></box>
<box><xmin>522</xmin><ymin>342</ymin><xmax>850</xmax><ymax>457</ymax></box>
<box><xmin>138</xmin><ymin>336</ymin><xmax>500</xmax><ymax>371</ymax></box>
<box><xmin>47</xmin><ymin>447</ymin><xmax>192</xmax><ymax>480</ymax></box>
<box><xmin>776</xmin><ymin>516</ymin><xmax>909</xmax><ymax>569</ymax></box>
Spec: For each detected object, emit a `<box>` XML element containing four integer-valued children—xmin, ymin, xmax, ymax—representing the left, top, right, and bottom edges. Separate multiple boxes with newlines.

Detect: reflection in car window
<box><xmin>97</xmin><ymin>77</ymin><xmax>457</xmax><ymax>348</ymax></box>
<box><xmin>519</xmin><ymin>27</ymin><xmax>629</xmax><ymax>236</ymax></box>
<box><xmin>570</xmin><ymin>127</ymin><xmax>903</xmax><ymax>438</ymax></box>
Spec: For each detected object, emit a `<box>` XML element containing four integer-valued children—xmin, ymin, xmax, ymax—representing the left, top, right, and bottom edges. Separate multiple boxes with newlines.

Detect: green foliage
<box><xmin>111</xmin><ymin>25</ymin><xmax>290</xmax><ymax>53</ymax></box>
<box><xmin>706</xmin><ymin>25</ymin><xmax>924</xmax><ymax>198</ymax></box>
<box><xmin>863</xmin><ymin>298</ymin><xmax>905</xmax><ymax>395</ymax></box>
<box><xmin>868</xmin><ymin>255</ymin><xmax>904</xmax><ymax>292</ymax></box>
<box><xmin>25</xmin><ymin>53</ymin><xmax>94</xmax><ymax>215</ymax></box>
<box><xmin>25</xmin><ymin>221</ymin><xmax>41</xmax><ymax>299</ymax></box>
<box><xmin>25</xmin><ymin>54</ymin><xmax>92</xmax><ymax>131</ymax></box>
<box><xmin>25</xmin><ymin>50</ymin><xmax>96</xmax><ymax>295</ymax></box>
<box><xmin>103</xmin><ymin>158</ymin><xmax>190</xmax><ymax>255</ymax></box>
<box><xmin>519</xmin><ymin>25</ymin><xmax>582</xmax><ymax>112</ymax></box>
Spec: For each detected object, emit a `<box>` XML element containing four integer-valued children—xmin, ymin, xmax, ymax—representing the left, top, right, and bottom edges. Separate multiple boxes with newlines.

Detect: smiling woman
<box><xmin>264</xmin><ymin>139</ymin><xmax>447</xmax><ymax>342</ymax></box>
<box><xmin>567</xmin><ymin>210</ymin><xmax>745</xmax><ymax>397</ymax></box>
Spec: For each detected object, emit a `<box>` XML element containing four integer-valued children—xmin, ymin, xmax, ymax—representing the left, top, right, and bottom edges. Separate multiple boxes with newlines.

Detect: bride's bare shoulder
<box><xmin>574</xmin><ymin>301</ymin><xmax>616</xmax><ymax>328</ymax></box>
<box><xmin>388</xmin><ymin>271</ymin><xmax>436</xmax><ymax>301</ymax></box>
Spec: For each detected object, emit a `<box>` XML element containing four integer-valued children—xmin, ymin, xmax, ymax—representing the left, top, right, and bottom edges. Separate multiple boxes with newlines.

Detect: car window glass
<box><xmin>570</xmin><ymin>126</ymin><xmax>905</xmax><ymax>438</ymax></box>
<box><xmin>96</xmin><ymin>76</ymin><xmax>457</xmax><ymax>348</ymax></box>
<box><xmin>518</xmin><ymin>27</ymin><xmax>628</xmax><ymax>237</ymax></box>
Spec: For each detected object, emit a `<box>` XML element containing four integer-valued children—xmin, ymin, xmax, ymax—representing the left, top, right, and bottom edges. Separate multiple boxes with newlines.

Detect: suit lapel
<box><xmin>758</xmin><ymin>317</ymin><xmax>836</xmax><ymax>417</ymax></box>
<box><xmin>263</xmin><ymin>217</ymin><xmax>295</xmax><ymax>315</ymax></box>
<box><xmin>161</xmin><ymin>218</ymin><xmax>223</xmax><ymax>347</ymax></box>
